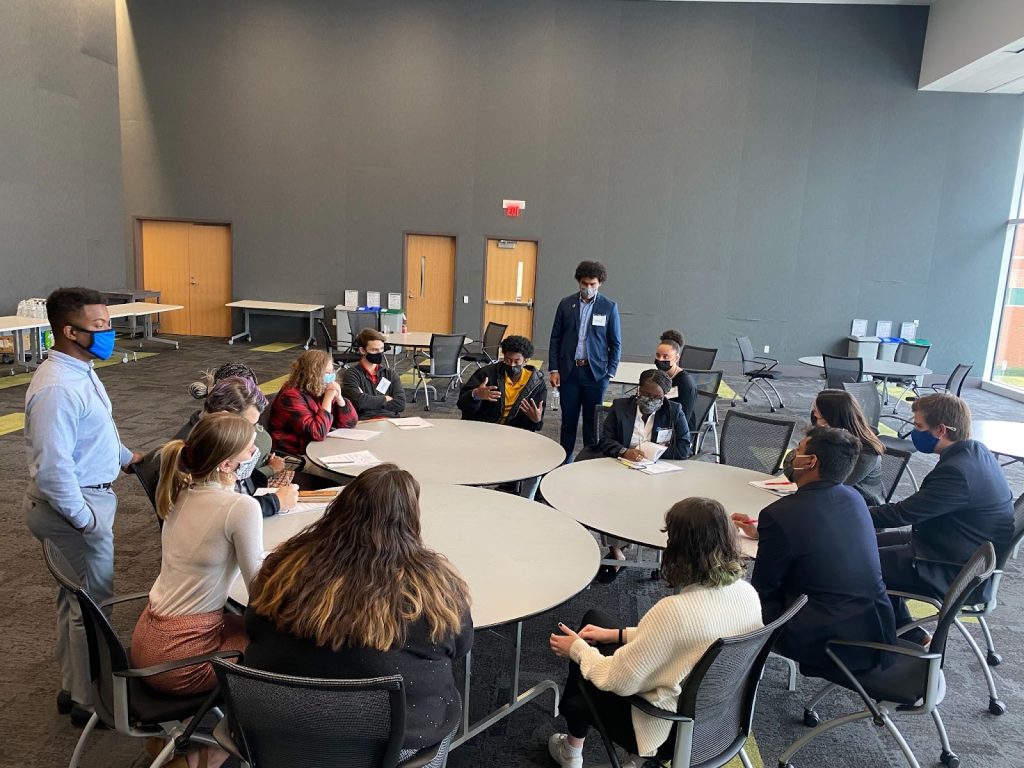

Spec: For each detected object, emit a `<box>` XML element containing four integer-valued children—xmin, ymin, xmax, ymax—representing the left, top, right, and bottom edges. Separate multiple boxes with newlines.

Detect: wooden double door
<box><xmin>139</xmin><ymin>220</ymin><xmax>232</xmax><ymax>337</ymax></box>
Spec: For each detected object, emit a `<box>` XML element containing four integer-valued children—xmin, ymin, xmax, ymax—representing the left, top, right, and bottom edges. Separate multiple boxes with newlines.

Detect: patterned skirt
<box><xmin>131</xmin><ymin>603</ymin><xmax>247</xmax><ymax>695</ymax></box>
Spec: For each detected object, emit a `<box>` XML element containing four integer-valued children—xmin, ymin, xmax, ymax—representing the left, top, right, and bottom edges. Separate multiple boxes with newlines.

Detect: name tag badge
<box><xmin>376</xmin><ymin>377</ymin><xmax>391</xmax><ymax>395</ymax></box>
<box><xmin>592</xmin><ymin>314</ymin><xmax>607</xmax><ymax>327</ymax></box>
<box><xmin>656</xmin><ymin>428</ymin><xmax>673</xmax><ymax>445</ymax></box>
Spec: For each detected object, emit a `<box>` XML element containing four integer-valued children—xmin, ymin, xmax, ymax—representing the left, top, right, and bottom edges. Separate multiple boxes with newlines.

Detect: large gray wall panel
<box><xmin>119</xmin><ymin>0</ymin><xmax>1024</xmax><ymax>371</ymax></box>
<box><xmin>0</xmin><ymin>0</ymin><xmax>125</xmax><ymax>310</ymax></box>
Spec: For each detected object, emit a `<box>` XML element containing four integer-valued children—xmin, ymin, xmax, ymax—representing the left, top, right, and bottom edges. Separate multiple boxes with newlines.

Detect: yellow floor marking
<box><xmin>252</xmin><ymin>342</ymin><xmax>300</xmax><ymax>353</ymax></box>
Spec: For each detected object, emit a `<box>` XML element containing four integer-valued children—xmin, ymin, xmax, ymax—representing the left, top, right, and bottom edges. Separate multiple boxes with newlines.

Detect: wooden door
<box><xmin>187</xmin><ymin>223</ymin><xmax>232</xmax><ymax>336</ymax></box>
<box><xmin>140</xmin><ymin>220</ymin><xmax>192</xmax><ymax>335</ymax></box>
<box><xmin>404</xmin><ymin>234</ymin><xmax>455</xmax><ymax>333</ymax></box>
<box><xmin>483</xmin><ymin>239</ymin><xmax>537</xmax><ymax>341</ymax></box>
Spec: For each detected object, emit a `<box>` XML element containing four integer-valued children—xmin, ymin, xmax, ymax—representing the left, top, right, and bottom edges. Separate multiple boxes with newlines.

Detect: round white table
<box><xmin>384</xmin><ymin>331</ymin><xmax>473</xmax><ymax>348</ymax></box>
<box><xmin>541</xmin><ymin>458</ymin><xmax>779</xmax><ymax>558</ymax></box>
<box><xmin>973</xmin><ymin>419</ymin><xmax>1024</xmax><ymax>462</ymax></box>
<box><xmin>230</xmin><ymin>482</ymin><xmax>599</xmax><ymax>749</ymax></box>
<box><xmin>306</xmin><ymin>418</ymin><xmax>565</xmax><ymax>485</ymax></box>
<box><xmin>798</xmin><ymin>355</ymin><xmax>931</xmax><ymax>378</ymax></box>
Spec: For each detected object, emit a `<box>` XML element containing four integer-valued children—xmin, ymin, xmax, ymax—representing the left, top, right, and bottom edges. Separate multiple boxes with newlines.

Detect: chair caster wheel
<box><xmin>986</xmin><ymin>651</ymin><xmax>1002</xmax><ymax>667</ymax></box>
<box><xmin>228</xmin><ymin>339</ymin><xmax>234</xmax><ymax>345</ymax></box>
<box><xmin>649</xmin><ymin>569</ymin><xmax>660</xmax><ymax>581</ymax></box>
<box><xmin>941</xmin><ymin>750</ymin><xmax>960</xmax><ymax>767</ymax></box>
<box><xmin>779</xmin><ymin>762</ymin><xmax>794</xmax><ymax>768</ymax></box>
<box><xmin>989</xmin><ymin>698</ymin><xmax>1006</xmax><ymax>715</ymax></box>
<box><xmin>769</xmin><ymin>407</ymin><xmax>776</xmax><ymax>413</ymax></box>
<box><xmin>803</xmin><ymin>709</ymin><xmax>820</xmax><ymax>727</ymax></box>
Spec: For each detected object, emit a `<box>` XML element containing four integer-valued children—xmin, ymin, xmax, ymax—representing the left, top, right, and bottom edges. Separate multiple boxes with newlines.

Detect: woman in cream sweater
<box><xmin>548</xmin><ymin>497</ymin><xmax>763</xmax><ymax>766</ymax></box>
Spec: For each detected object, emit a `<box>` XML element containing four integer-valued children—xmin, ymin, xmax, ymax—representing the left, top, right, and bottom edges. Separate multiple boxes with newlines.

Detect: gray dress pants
<box><xmin>25</xmin><ymin>481</ymin><xmax>117</xmax><ymax>708</ymax></box>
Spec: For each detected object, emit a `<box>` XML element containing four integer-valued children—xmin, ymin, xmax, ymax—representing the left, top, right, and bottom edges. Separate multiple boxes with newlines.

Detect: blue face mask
<box><xmin>71</xmin><ymin>326</ymin><xmax>116</xmax><ymax>361</ymax></box>
<box><xmin>323</xmin><ymin>372</ymin><xmax>336</xmax><ymax>385</ymax></box>
<box><xmin>910</xmin><ymin>428</ymin><xmax>940</xmax><ymax>454</ymax></box>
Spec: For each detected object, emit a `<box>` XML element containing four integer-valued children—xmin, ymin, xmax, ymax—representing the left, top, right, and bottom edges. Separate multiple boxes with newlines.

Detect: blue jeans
<box><xmin>558</xmin><ymin>365</ymin><xmax>608</xmax><ymax>461</ymax></box>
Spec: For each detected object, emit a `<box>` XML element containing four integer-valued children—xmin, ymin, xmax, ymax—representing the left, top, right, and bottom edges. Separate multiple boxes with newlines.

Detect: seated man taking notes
<box><xmin>457</xmin><ymin>335</ymin><xmax>546</xmax><ymax>498</ymax></box>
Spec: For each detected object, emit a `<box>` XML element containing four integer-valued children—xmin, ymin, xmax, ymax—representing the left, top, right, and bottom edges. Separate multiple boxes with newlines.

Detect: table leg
<box><xmin>228</xmin><ymin>309</ymin><xmax>252</xmax><ymax>344</ymax></box>
<box><xmin>450</xmin><ymin>621</ymin><xmax>560</xmax><ymax>750</ymax></box>
<box><xmin>140</xmin><ymin>314</ymin><xmax>179</xmax><ymax>348</ymax></box>
<box><xmin>304</xmin><ymin>311</ymin><xmax>318</xmax><ymax>350</ymax></box>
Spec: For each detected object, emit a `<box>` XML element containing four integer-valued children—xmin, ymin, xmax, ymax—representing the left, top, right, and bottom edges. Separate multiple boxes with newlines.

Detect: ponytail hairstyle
<box><xmin>155</xmin><ymin>412</ymin><xmax>256</xmax><ymax>520</ymax></box>
<box><xmin>658</xmin><ymin>329</ymin><xmax>685</xmax><ymax>354</ymax></box>
<box><xmin>189</xmin><ymin>361</ymin><xmax>260</xmax><ymax>400</ymax></box>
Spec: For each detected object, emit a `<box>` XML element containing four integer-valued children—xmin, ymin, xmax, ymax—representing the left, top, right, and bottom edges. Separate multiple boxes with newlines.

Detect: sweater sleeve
<box><xmin>569</xmin><ymin>599</ymin><xmax>681</xmax><ymax>697</ymax></box>
<box><xmin>226</xmin><ymin>496</ymin><xmax>265</xmax><ymax>589</ymax></box>
<box><xmin>331</xmin><ymin>398</ymin><xmax>359</xmax><ymax>430</ymax></box>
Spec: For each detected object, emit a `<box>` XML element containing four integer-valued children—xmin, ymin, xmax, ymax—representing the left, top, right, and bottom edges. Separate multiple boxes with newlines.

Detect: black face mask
<box><xmin>365</xmin><ymin>352</ymin><xmax>384</xmax><ymax>365</ymax></box>
<box><xmin>654</xmin><ymin>359</ymin><xmax>672</xmax><ymax>372</ymax></box>
<box><xmin>503</xmin><ymin>362</ymin><xmax>524</xmax><ymax>378</ymax></box>
<box><xmin>809</xmin><ymin>412</ymin><xmax>817</xmax><ymax>426</ymax></box>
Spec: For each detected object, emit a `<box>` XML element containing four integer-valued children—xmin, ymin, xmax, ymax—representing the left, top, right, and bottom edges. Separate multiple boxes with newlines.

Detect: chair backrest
<box><xmin>212</xmin><ymin>660</ymin><xmax>407</xmax><ymax>768</ymax></box>
<box><xmin>427</xmin><ymin>334</ymin><xmax>466</xmax><ymax>376</ymax></box>
<box><xmin>131</xmin><ymin>448</ymin><xmax>161</xmax><ymax>513</ymax></box>
<box><xmin>822</xmin><ymin>354</ymin><xmax>863</xmax><ymax>389</ymax></box>
<box><xmin>679</xmin><ymin>345</ymin><xmax>718</xmax><ymax>371</ymax></box>
<box><xmin>691</xmin><ymin>390</ymin><xmax>718</xmax><ymax>432</ymax></box>
<box><xmin>995</xmin><ymin>494</ymin><xmax>1024</xmax><ymax>570</ymax></box>
<box><xmin>719</xmin><ymin>411</ymin><xmax>795</xmax><ymax>474</ymax></box>
<box><xmin>318</xmin><ymin>318</ymin><xmax>336</xmax><ymax>350</ymax></box>
<box><xmin>894</xmin><ymin>342</ymin><xmax>929</xmax><ymax>367</ymax></box>
<box><xmin>347</xmin><ymin>310</ymin><xmax>380</xmax><ymax>340</ymax></box>
<box><xmin>945</xmin><ymin>363</ymin><xmax>973</xmax><ymax>397</ymax></box>
<box><xmin>878</xmin><ymin>447</ymin><xmax>912</xmax><ymax>503</ymax></box>
<box><xmin>42</xmin><ymin>540</ymin><xmax>131</xmax><ymax>725</ymax></box>
<box><xmin>930</xmin><ymin>542</ymin><xmax>996</xmax><ymax>663</ymax></box>
<box><xmin>482</xmin><ymin>322</ymin><xmax>508</xmax><ymax>358</ymax></box>
<box><xmin>841</xmin><ymin>381</ymin><xmax>881</xmax><ymax>432</ymax></box>
<box><xmin>674</xmin><ymin>596</ymin><xmax>808</xmax><ymax>765</ymax></box>
<box><xmin>735</xmin><ymin>336</ymin><xmax>756</xmax><ymax>374</ymax></box>
<box><xmin>686</xmin><ymin>369</ymin><xmax>723</xmax><ymax>397</ymax></box>
<box><xmin>593</xmin><ymin>404</ymin><xmax>613</xmax><ymax>445</ymax></box>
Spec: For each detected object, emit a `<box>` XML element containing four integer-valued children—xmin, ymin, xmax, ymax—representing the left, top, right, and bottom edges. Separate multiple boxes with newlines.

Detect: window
<box><xmin>991</xmin><ymin>217</ymin><xmax>1024</xmax><ymax>390</ymax></box>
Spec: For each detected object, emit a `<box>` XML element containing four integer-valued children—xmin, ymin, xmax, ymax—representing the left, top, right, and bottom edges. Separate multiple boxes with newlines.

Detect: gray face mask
<box><xmin>580</xmin><ymin>285</ymin><xmax>598</xmax><ymax>300</ymax></box>
<box><xmin>233</xmin><ymin>446</ymin><xmax>261</xmax><ymax>482</ymax></box>
<box><xmin>636</xmin><ymin>395</ymin><xmax>663</xmax><ymax>415</ymax></box>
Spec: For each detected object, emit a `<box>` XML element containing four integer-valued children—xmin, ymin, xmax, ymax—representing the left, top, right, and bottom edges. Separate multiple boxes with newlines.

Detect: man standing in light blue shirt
<box><xmin>24</xmin><ymin>287</ymin><xmax>140</xmax><ymax>726</ymax></box>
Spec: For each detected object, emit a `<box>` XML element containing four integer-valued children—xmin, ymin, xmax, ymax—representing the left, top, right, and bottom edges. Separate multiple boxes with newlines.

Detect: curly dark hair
<box><xmin>500</xmin><ymin>335</ymin><xmax>533</xmax><ymax>359</ymax></box>
<box><xmin>659</xmin><ymin>329</ymin><xmax>685</xmax><ymax>352</ymax></box>
<box><xmin>574</xmin><ymin>260</ymin><xmax>607</xmax><ymax>283</ymax></box>
<box><xmin>660</xmin><ymin>497</ymin><xmax>744</xmax><ymax>589</ymax></box>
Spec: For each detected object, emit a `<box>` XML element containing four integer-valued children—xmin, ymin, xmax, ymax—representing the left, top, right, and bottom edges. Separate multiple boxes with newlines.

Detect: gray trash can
<box><xmin>847</xmin><ymin>336</ymin><xmax>880</xmax><ymax>360</ymax></box>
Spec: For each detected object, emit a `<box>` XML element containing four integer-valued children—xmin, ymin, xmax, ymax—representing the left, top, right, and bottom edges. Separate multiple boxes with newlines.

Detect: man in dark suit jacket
<box><xmin>548</xmin><ymin>261</ymin><xmax>621</xmax><ymax>461</ymax></box>
<box><xmin>595</xmin><ymin>369</ymin><xmax>691</xmax><ymax>461</ymax></box>
<box><xmin>736</xmin><ymin>427</ymin><xmax>896</xmax><ymax>675</ymax></box>
<box><xmin>870</xmin><ymin>393</ymin><xmax>1014</xmax><ymax>640</ymax></box>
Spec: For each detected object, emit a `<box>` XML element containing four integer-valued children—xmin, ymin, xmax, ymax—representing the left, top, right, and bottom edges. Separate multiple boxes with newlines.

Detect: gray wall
<box><xmin>119</xmin><ymin>0</ymin><xmax>1024</xmax><ymax>371</ymax></box>
<box><xmin>1</xmin><ymin>0</ymin><xmax>126</xmax><ymax>312</ymax></box>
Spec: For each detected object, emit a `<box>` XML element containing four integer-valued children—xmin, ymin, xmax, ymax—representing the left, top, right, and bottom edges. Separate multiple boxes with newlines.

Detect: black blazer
<box><xmin>598</xmin><ymin>396</ymin><xmax>691</xmax><ymax>460</ymax></box>
<box><xmin>870</xmin><ymin>439</ymin><xmax>1014</xmax><ymax>596</ymax></box>
<box><xmin>457</xmin><ymin>363</ymin><xmax>546</xmax><ymax>431</ymax></box>
<box><xmin>752</xmin><ymin>481</ymin><xmax>896</xmax><ymax>674</ymax></box>
<box><xmin>341</xmin><ymin>362</ymin><xmax>406</xmax><ymax>420</ymax></box>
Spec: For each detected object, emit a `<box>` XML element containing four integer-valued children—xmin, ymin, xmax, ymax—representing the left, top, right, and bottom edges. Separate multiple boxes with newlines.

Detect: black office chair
<box><xmin>41</xmin><ymin>540</ymin><xmax>230</xmax><ymax>768</ymax></box>
<box><xmin>822</xmin><ymin>354</ymin><xmax>863</xmax><ymax>389</ymax></box>
<box><xmin>461</xmin><ymin>321</ymin><xmax>508</xmax><ymax>372</ymax></box>
<box><xmin>842</xmin><ymin>381</ymin><xmax>920</xmax><ymax>493</ymax></box>
<box><xmin>582</xmin><ymin>596</ymin><xmax>808</xmax><ymax>768</ymax></box>
<box><xmin>318</xmin><ymin>319</ymin><xmax>362</xmax><ymax>367</ymax></box>
<box><xmin>678</xmin><ymin>345</ymin><xmax>718</xmax><ymax>371</ymax></box>
<box><xmin>785</xmin><ymin>543</ymin><xmax>997</xmax><ymax>768</ymax></box>
<box><xmin>211</xmin><ymin>660</ymin><xmax>449</xmax><ymax>768</ymax></box>
<box><xmin>911</xmin><ymin>363</ymin><xmax>973</xmax><ymax>401</ymax></box>
<box><xmin>878</xmin><ymin>447</ymin><xmax>913</xmax><ymax>503</ymax></box>
<box><xmin>714</xmin><ymin>410</ymin><xmax>795</xmax><ymax>475</ymax></box>
<box><xmin>130</xmin><ymin>448</ymin><xmax>161</xmax><ymax>516</ymax></box>
<box><xmin>690</xmin><ymin>390</ymin><xmax>719</xmax><ymax>454</ymax></box>
<box><xmin>574</xmin><ymin>405</ymin><xmax>613</xmax><ymax>461</ymax></box>
<box><xmin>686</xmin><ymin>370</ymin><xmax>723</xmax><ymax>450</ymax></box>
<box><xmin>412</xmin><ymin>333</ymin><xmax>466</xmax><ymax>410</ymax></box>
<box><xmin>887</xmin><ymin>342</ymin><xmax>931</xmax><ymax>409</ymax></box>
<box><xmin>734</xmin><ymin>336</ymin><xmax>784</xmax><ymax>412</ymax></box>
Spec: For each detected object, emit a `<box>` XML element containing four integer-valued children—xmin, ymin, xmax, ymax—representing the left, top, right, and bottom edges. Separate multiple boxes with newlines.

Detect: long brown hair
<box><xmin>816</xmin><ymin>390</ymin><xmax>884</xmax><ymax>456</ymax></box>
<box><xmin>660</xmin><ymin>497</ymin><xmax>744</xmax><ymax>589</ymax></box>
<box><xmin>286</xmin><ymin>349</ymin><xmax>334</xmax><ymax>397</ymax></box>
<box><xmin>155</xmin><ymin>412</ymin><xmax>255</xmax><ymax>520</ymax></box>
<box><xmin>248</xmin><ymin>463</ymin><xmax>471</xmax><ymax>651</ymax></box>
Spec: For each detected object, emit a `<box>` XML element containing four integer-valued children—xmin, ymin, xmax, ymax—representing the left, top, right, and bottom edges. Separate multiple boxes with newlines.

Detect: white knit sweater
<box><xmin>569</xmin><ymin>580</ymin><xmax>763</xmax><ymax>756</ymax></box>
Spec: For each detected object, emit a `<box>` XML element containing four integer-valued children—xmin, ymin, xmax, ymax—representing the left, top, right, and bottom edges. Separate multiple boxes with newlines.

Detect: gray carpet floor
<box><xmin>2</xmin><ymin>336</ymin><xmax>1024</xmax><ymax>768</ymax></box>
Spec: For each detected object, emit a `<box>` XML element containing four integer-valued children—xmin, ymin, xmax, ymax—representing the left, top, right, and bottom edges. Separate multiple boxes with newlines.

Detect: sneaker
<box><xmin>548</xmin><ymin>733</ymin><xmax>584</xmax><ymax>768</ymax></box>
<box><xmin>56</xmin><ymin>689</ymin><xmax>73</xmax><ymax>715</ymax></box>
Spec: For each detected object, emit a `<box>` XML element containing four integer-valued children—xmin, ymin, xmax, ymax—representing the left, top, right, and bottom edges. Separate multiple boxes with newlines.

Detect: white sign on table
<box><xmin>900</xmin><ymin>321</ymin><xmax>918</xmax><ymax>340</ymax></box>
<box><xmin>387</xmin><ymin>292</ymin><xmax>402</xmax><ymax>310</ymax></box>
<box><xmin>344</xmin><ymin>290</ymin><xmax>359</xmax><ymax>307</ymax></box>
<box><xmin>366</xmin><ymin>291</ymin><xmax>381</xmax><ymax>307</ymax></box>
<box><xmin>851</xmin><ymin>318</ymin><xmax>868</xmax><ymax>337</ymax></box>
<box><xmin>876</xmin><ymin>320</ymin><xmax>892</xmax><ymax>337</ymax></box>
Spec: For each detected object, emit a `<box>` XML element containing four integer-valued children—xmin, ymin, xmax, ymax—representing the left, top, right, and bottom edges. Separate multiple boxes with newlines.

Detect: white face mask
<box><xmin>232</xmin><ymin>446</ymin><xmax>261</xmax><ymax>481</ymax></box>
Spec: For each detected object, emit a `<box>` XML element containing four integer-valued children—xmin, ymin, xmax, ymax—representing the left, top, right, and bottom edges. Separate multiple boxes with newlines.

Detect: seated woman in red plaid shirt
<box><xmin>267</xmin><ymin>350</ymin><xmax>357</xmax><ymax>456</ymax></box>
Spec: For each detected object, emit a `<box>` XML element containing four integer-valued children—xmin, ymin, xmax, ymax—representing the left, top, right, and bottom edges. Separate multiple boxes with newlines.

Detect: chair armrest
<box><xmin>886</xmin><ymin>590</ymin><xmax>942</xmax><ymax>609</ymax></box>
<box><xmin>825</xmin><ymin>638</ymin><xmax>939</xmax><ymax>661</ymax></box>
<box><xmin>824</xmin><ymin>640</ymin><xmax>939</xmax><ymax>720</ymax></box>
<box><xmin>753</xmin><ymin>355</ymin><xmax>778</xmax><ymax>365</ymax></box>
<box><xmin>213</xmin><ymin>718</ymin><xmax>245</xmax><ymax>761</ymax></box>
<box><xmin>627</xmin><ymin>695</ymin><xmax>695</xmax><ymax>723</ymax></box>
<box><xmin>397</xmin><ymin>740</ymin><xmax>445</xmax><ymax>768</ymax></box>
<box><xmin>911</xmin><ymin>557</ymin><xmax>972</xmax><ymax>571</ymax></box>
<box><xmin>99</xmin><ymin>591</ymin><xmax>150</xmax><ymax>609</ymax></box>
<box><xmin>116</xmin><ymin>649</ymin><xmax>243</xmax><ymax>679</ymax></box>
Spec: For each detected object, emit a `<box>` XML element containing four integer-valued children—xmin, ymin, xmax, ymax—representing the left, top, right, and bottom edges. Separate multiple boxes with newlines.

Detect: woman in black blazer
<box><xmin>598</xmin><ymin>369</ymin><xmax>692</xmax><ymax>462</ymax></box>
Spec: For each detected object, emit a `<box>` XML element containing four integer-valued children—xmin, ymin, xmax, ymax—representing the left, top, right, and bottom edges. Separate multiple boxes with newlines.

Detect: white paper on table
<box><xmin>390</xmin><ymin>417</ymin><xmax>432</xmax><ymax>429</ymax></box>
<box><xmin>328</xmin><ymin>427</ymin><xmax>379</xmax><ymax>440</ymax></box>
<box><xmin>640</xmin><ymin>441</ymin><xmax>668</xmax><ymax>461</ymax></box>
<box><xmin>640</xmin><ymin>462</ymin><xmax>683</xmax><ymax>475</ymax></box>
<box><xmin>253</xmin><ymin>488</ymin><xmax>274</xmax><ymax>497</ymax></box>
<box><xmin>321</xmin><ymin>450</ymin><xmax>381</xmax><ymax>466</ymax></box>
<box><xmin>748</xmin><ymin>479</ymin><xmax>798</xmax><ymax>496</ymax></box>
<box><xmin>616</xmin><ymin>457</ymin><xmax>653</xmax><ymax>469</ymax></box>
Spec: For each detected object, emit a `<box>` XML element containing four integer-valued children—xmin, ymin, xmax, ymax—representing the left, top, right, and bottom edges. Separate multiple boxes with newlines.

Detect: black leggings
<box><xmin>559</xmin><ymin>608</ymin><xmax>640</xmax><ymax>754</ymax></box>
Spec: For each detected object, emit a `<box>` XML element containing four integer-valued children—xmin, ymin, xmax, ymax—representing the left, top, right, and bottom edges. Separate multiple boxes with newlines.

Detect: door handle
<box><xmin>190</xmin><ymin>277</ymin><xmax>198</xmax><ymax>286</ymax></box>
<box><xmin>420</xmin><ymin>255</ymin><xmax>426</xmax><ymax>298</ymax></box>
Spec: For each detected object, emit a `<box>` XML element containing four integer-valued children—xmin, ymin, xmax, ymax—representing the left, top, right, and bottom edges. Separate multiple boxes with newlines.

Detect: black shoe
<box><xmin>56</xmin><ymin>689</ymin><xmax>73</xmax><ymax>715</ymax></box>
<box><xmin>595</xmin><ymin>564</ymin><xmax>621</xmax><ymax>584</ymax></box>
<box><xmin>69</xmin><ymin>704</ymin><xmax>107</xmax><ymax>729</ymax></box>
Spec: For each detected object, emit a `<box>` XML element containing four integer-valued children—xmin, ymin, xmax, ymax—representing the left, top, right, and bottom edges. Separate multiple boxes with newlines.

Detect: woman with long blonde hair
<box><xmin>245</xmin><ymin>463</ymin><xmax>473</xmax><ymax>760</ymax></box>
<box><xmin>266</xmin><ymin>348</ymin><xmax>357</xmax><ymax>455</ymax></box>
<box><xmin>130</xmin><ymin>412</ymin><xmax>263</xmax><ymax>697</ymax></box>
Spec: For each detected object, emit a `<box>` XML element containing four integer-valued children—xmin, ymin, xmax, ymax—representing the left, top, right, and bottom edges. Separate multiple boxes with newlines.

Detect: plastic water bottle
<box><xmin>401</xmin><ymin>316</ymin><xmax>408</xmax><ymax>334</ymax></box>
<box><xmin>552</xmin><ymin>388</ymin><xmax>560</xmax><ymax>412</ymax></box>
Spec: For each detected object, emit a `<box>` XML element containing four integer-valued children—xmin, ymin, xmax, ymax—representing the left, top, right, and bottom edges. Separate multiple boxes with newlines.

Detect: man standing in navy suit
<box><xmin>548</xmin><ymin>261</ymin><xmax>621</xmax><ymax>461</ymax></box>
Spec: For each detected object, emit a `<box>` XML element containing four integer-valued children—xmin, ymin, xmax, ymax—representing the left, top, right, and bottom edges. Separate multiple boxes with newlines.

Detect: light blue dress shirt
<box><xmin>574</xmin><ymin>294</ymin><xmax>596</xmax><ymax>361</ymax></box>
<box><xmin>25</xmin><ymin>350</ymin><xmax>132</xmax><ymax>528</ymax></box>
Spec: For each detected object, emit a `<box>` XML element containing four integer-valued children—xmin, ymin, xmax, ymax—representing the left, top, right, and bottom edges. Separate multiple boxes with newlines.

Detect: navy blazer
<box><xmin>548</xmin><ymin>293</ymin><xmax>621</xmax><ymax>381</ymax></box>
<box><xmin>870</xmin><ymin>439</ymin><xmax>1014</xmax><ymax>596</ymax></box>
<box><xmin>752</xmin><ymin>481</ymin><xmax>896</xmax><ymax>674</ymax></box>
<box><xmin>598</xmin><ymin>396</ymin><xmax>691</xmax><ymax>460</ymax></box>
